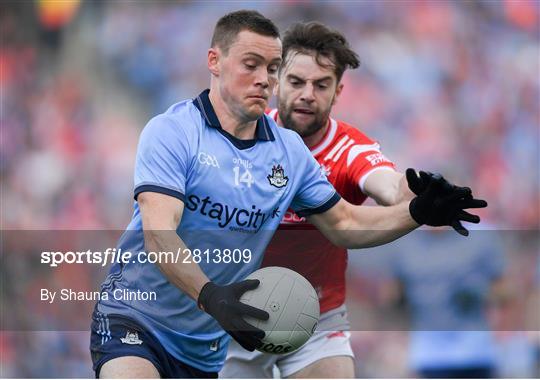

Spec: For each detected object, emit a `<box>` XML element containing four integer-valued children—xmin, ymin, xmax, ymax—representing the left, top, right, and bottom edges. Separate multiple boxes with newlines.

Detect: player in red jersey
<box><xmin>221</xmin><ymin>22</ymin><xmax>415</xmax><ymax>378</ymax></box>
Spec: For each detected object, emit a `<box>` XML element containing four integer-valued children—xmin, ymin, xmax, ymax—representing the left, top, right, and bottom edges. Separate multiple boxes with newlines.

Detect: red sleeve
<box><xmin>346</xmin><ymin>142</ymin><xmax>396</xmax><ymax>194</ymax></box>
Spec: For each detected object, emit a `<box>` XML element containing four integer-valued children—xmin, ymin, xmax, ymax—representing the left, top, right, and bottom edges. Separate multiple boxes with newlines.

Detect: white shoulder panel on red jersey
<box><xmin>328</xmin><ymin>120</ymin><xmax>396</xmax><ymax>195</ymax></box>
<box><xmin>347</xmin><ymin>143</ymin><xmax>381</xmax><ymax>167</ymax></box>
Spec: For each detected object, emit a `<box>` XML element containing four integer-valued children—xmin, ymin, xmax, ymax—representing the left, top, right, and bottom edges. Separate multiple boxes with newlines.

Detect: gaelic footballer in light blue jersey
<box><xmin>96</xmin><ymin>89</ymin><xmax>340</xmax><ymax>372</ymax></box>
<box><xmin>90</xmin><ymin>10</ymin><xmax>487</xmax><ymax>378</ymax></box>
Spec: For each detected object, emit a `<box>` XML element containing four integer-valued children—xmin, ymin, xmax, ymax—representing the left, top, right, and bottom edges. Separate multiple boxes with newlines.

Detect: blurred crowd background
<box><xmin>1</xmin><ymin>0</ymin><xmax>538</xmax><ymax>378</ymax></box>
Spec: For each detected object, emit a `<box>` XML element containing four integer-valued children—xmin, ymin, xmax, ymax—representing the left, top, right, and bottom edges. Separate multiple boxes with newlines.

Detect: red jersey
<box><xmin>262</xmin><ymin>109</ymin><xmax>396</xmax><ymax>313</ymax></box>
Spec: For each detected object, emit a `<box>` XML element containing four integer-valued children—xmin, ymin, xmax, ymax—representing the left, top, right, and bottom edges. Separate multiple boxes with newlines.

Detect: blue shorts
<box><xmin>90</xmin><ymin>308</ymin><xmax>217</xmax><ymax>378</ymax></box>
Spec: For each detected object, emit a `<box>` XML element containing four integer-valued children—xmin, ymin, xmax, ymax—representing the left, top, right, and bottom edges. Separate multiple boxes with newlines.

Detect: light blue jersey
<box><xmin>96</xmin><ymin>90</ymin><xmax>340</xmax><ymax>372</ymax></box>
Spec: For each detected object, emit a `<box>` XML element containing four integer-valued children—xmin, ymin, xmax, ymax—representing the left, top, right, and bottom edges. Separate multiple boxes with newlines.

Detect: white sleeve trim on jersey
<box><xmin>358</xmin><ymin>166</ymin><xmax>396</xmax><ymax>194</ymax></box>
<box><xmin>346</xmin><ymin>143</ymin><xmax>381</xmax><ymax>167</ymax></box>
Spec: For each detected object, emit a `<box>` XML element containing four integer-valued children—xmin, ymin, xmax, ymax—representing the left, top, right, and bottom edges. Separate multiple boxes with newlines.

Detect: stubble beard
<box><xmin>278</xmin><ymin>100</ymin><xmax>331</xmax><ymax>138</ymax></box>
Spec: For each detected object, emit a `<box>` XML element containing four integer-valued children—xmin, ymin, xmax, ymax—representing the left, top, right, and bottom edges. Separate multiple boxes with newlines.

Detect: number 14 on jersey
<box><xmin>233</xmin><ymin>166</ymin><xmax>254</xmax><ymax>187</ymax></box>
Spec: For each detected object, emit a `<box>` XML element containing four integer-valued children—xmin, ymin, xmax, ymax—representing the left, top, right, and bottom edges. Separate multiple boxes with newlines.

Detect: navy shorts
<box><xmin>90</xmin><ymin>308</ymin><xmax>217</xmax><ymax>378</ymax></box>
<box><xmin>419</xmin><ymin>366</ymin><xmax>494</xmax><ymax>379</ymax></box>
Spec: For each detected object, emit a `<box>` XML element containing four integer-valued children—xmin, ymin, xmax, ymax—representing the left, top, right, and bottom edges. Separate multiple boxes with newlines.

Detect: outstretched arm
<box><xmin>308</xmin><ymin>198</ymin><xmax>418</xmax><ymax>248</ymax></box>
<box><xmin>308</xmin><ymin>169</ymin><xmax>487</xmax><ymax>248</ymax></box>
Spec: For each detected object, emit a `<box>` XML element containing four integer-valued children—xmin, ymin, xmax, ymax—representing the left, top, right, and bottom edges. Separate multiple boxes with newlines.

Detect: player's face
<box><xmin>277</xmin><ymin>52</ymin><xmax>343</xmax><ymax>137</ymax></box>
<box><xmin>216</xmin><ymin>31</ymin><xmax>282</xmax><ymax>122</ymax></box>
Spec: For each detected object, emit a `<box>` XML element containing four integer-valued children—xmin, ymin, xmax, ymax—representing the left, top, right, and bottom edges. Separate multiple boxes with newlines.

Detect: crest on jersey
<box><xmin>267</xmin><ymin>165</ymin><xmax>288</xmax><ymax>188</ymax></box>
<box><xmin>120</xmin><ymin>331</ymin><xmax>143</xmax><ymax>345</ymax></box>
<box><xmin>210</xmin><ymin>339</ymin><xmax>220</xmax><ymax>352</ymax></box>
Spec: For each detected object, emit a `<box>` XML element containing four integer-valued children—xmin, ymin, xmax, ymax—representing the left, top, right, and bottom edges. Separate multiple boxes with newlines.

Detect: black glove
<box><xmin>406</xmin><ymin>168</ymin><xmax>487</xmax><ymax>236</ymax></box>
<box><xmin>197</xmin><ymin>280</ymin><xmax>269</xmax><ymax>351</ymax></box>
<box><xmin>407</xmin><ymin>170</ymin><xmax>441</xmax><ymax>195</ymax></box>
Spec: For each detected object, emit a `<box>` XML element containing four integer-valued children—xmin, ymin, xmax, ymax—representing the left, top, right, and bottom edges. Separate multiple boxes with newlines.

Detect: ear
<box><xmin>331</xmin><ymin>82</ymin><xmax>344</xmax><ymax>106</ymax></box>
<box><xmin>208</xmin><ymin>47</ymin><xmax>220</xmax><ymax>76</ymax></box>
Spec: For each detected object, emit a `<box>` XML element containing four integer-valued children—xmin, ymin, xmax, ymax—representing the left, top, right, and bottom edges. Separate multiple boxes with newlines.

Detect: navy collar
<box><xmin>194</xmin><ymin>89</ymin><xmax>275</xmax><ymax>142</ymax></box>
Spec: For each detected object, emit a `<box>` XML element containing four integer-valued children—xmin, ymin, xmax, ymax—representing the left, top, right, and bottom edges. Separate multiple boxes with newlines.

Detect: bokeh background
<box><xmin>1</xmin><ymin>0</ymin><xmax>539</xmax><ymax>378</ymax></box>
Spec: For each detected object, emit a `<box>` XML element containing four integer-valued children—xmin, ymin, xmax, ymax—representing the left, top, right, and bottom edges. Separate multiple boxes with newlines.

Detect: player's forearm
<box><xmin>335</xmin><ymin>202</ymin><xmax>419</xmax><ymax>248</ymax></box>
<box><xmin>144</xmin><ymin>230</ymin><xmax>209</xmax><ymax>300</ymax></box>
<box><xmin>366</xmin><ymin>172</ymin><xmax>415</xmax><ymax>206</ymax></box>
<box><xmin>394</xmin><ymin>173</ymin><xmax>415</xmax><ymax>204</ymax></box>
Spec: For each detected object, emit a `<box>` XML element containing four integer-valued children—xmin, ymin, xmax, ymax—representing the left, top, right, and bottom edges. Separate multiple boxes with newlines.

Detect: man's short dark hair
<box><xmin>282</xmin><ymin>22</ymin><xmax>360</xmax><ymax>82</ymax></box>
<box><xmin>211</xmin><ymin>10</ymin><xmax>280</xmax><ymax>55</ymax></box>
